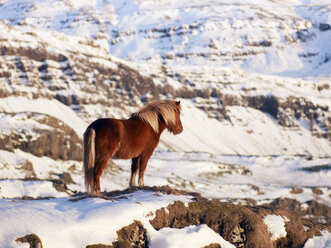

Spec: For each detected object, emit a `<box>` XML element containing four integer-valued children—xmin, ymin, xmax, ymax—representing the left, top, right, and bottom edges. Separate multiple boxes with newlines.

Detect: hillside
<box><xmin>0</xmin><ymin>0</ymin><xmax>330</xmax><ymax>247</ymax></box>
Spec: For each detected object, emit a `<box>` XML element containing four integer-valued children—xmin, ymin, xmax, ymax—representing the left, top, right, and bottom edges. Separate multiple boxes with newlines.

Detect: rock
<box><xmin>86</xmin><ymin>244</ymin><xmax>113</xmax><ymax>248</ymax></box>
<box><xmin>21</xmin><ymin>160</ymin><xmax>37</xmax><ymax>179</ymax></box>
<box><xmin>116</xmin><ymin>221</ymin><xmax>148</xmax><ymax>248</ymax></box>
<box><xmin>0</xmin><ymin>112</ymin><xmax>82</xmax><ymax>161</ymax></box>
<box><xmin>290</xmin><ymin>187</ymin><xmax>304</xmax><ymax>194</ymax></box>
<box><xmin>150</xmin><ymin>200</ymin><xmax>274</xmax><ymax>247</ymax></box>
<box><xmin>60</xmin><ymin>172</ymin><xmax>75</xmax><ymax>184</ymax></box>
<box><xmin>86</xmin><ymin>221</ymin><xmax>147</xmax><ymax>248</ymax></box>
<box><xmin>312</xmin><ymin>187</ymin><xmax>323</xmax><ymax>195</ymax></box>
<box><xmin>231</xmin><ymin>225</ymin><xmax>246</xmax><ymax>247</ymax></box>
<box><xmin>202</xmin><ymin>244</ymin><xmax>222</xmax><ymax>248</ymax></box>
<box><xmin>0</xmin><ymin>21</ymin><xmax>330</xmax><ymax>156</ymax></box>
<box><xmin>52</xmin><ymin>179</ymin><xmax>70</xmax><ymax>193</ymax></box>
<box><xmin>319</xmin><ymin>23</ymin><xmax>331</xmax><ymax>31</ymax></box>
<box><xmin>16</xmin><ymin>234</ymin><xmax>43</xmax><ymax>248</ymax></box>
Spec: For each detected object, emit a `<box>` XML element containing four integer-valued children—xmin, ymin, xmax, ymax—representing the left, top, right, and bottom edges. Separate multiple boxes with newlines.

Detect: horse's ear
<box><xmin>176</xmin><ymin>101</ymin><xmax>181</xmax><ymax>106</ymax></box>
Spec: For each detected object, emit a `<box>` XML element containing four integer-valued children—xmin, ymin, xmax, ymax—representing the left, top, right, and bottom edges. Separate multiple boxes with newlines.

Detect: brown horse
<box><xmin>83</xmin><ymin>100</ymin><xmax>183</xmax><ymax>195</ymax></box>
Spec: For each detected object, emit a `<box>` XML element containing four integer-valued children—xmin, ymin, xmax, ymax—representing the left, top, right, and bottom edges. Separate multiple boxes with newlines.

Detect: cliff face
<box><xmin>0</xmin><ymin>21</ymin><xmax>330</xmax><ymax>156</ymax></box>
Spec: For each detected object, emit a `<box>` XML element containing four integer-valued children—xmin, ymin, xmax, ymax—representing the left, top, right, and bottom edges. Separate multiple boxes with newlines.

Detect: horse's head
<box><xmin>167</xmin><ymin>101</ymin><xmax>183</xmax><ymax>135</ymax></box>
<box><xmin>132</xmin><ymin>100</ymin><xmax>183</xmax><ymax>135</ymax></box>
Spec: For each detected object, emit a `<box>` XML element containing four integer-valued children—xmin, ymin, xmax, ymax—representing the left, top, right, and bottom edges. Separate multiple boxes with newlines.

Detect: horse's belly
<box><xmin>112</xmin><ymin>147</ymin><xmax>141</xmax><ymax>160</ymax></box>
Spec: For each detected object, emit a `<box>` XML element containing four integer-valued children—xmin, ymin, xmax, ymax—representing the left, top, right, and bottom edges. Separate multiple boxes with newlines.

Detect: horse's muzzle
<box><xmin>175</xmin><ymin>127</ymin><xmax>183</xmax><ymax>135</ymax></box>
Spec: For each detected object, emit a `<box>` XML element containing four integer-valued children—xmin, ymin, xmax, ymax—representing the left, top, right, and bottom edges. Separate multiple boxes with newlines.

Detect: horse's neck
<box><xmin>158</xmin><ymin>120</ymin><xmax>167</xmax><ymax>136</ymax></box>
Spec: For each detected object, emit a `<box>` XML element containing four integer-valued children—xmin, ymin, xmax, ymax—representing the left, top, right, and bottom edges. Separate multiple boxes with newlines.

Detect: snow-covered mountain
<box><xmin>1</xmin><ymin>0</ymin><xmax>331</xmax><ymax>76</ymax></box>
<box><xmin>0</xmin><ymin>0</ymin><xmax>330</xmax><ymax>156</ymax></box>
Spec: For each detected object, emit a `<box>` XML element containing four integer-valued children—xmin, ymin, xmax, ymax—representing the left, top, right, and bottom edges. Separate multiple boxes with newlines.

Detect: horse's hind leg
<box><xmin>94</xmin><ymin>153</ymin><xmax>112</xmax><ymax>195</ymax></box>
<box><xmin>129</xmin><ymin>157</ymin><xmax>140</xmax><ymax>188</ymax></box>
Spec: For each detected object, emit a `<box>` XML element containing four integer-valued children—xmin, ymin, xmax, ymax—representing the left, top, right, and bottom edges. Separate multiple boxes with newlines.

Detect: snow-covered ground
<box><xmin>0</xmin><ymin>147</ymin><xmax>330</xmax><ymax>247</ymax></box>
<box><xmin>1</xmin><ymin>148</ymin><xmax>330</xmax><ymax>206</ymax></box>
<box><xmin>304</xmin><ymin>230</ymin><xmax>331</xmax><ymax>248</ymax></box>
<box><xmin>0</xmin><ymin>191</ymin><xmax>203</xmax><ymax>248</ymax></box>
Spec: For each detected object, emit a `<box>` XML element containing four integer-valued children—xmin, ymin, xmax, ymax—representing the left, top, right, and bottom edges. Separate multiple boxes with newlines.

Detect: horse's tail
<box><xmin>83</xmin><ymin>128</ymin><xmax>96</xmax><ymax>194</ymax></box>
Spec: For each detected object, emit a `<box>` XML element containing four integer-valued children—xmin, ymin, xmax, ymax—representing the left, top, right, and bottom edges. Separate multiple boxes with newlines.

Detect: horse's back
<box><xmin>88</xmin><ymin>118</ymin><xmax>121</xmax><ymax>131</ymax></box>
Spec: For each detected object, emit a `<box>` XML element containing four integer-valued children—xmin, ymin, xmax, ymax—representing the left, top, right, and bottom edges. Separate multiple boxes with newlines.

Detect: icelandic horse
<box><xmin>83</xmin><ymin>100</ymin><xmax>183</xmax><ymax>195</ymax></box>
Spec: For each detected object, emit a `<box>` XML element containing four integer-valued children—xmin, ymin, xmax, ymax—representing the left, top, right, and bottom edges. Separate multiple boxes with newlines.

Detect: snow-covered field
<box><xmin>1</xmin><ymin>148</ymin><xmax>330</xmax><ymax>205</ymax></box>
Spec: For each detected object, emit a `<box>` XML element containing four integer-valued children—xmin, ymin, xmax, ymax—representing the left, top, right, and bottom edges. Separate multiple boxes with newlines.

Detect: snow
<box><xmin>0</xmin><ymin>97</ymin><xmax>87</xmax><ymax>136</ymax></box>
<box><xmin>0</xmin><ymin>191</ymin><xmax>195</xmax><ymax>248</ymax></box>
<box><xmin>263</xmin><ymin>214</ymin><xmax>289</xmax><ymax>241</ymax></box>
<box><xmin>304</xmin><ymin>230</ymin><xmax>331</xmax><ymax>248</ymax></box>
<box><xmin>159</xmin><ymin>100</ymin><xmax>331</xmax><ymax>156</ymax></box>
<box><xmin>0</xmin><ymin>112</ymin><xmax>53</xmax><ymax>137</ymax></box>
<box><xmin>150</xmin><ymin>224</ymin><xmax>235</xmax><ymax>248</ymax></box>
<box><xmin>1</xmin><ymin>148</ymin><xmax>330</xmax><ymax>207</ymax></box>
<box><xmin>0</xmin><ymin>180</ymin><xmax>68</xmax><ymax>198</ymax></box>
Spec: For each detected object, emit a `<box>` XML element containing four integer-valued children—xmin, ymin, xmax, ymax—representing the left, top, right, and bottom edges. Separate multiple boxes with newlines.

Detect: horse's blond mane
<box><xmin>131</xmin><ymin>100</ymin><xmax>181</xmax><ymax>133</ymax></box>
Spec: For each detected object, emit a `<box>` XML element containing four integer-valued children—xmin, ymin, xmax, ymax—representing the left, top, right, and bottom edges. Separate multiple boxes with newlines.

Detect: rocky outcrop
<box><xmin>16</xmin><ymin>234</ymin><xmax>43</xmax><ymax>248</ymax></box>
<box><xmin>16</xmin><ymin>187</ymin><xmax>330</xmax><ymax>248</ymax></box>
<box><xmin>86</xmin><ymin>221</ymin><xmax>148</xmax><ymax>248</ymax></box>
<box><xmin>0</xmin><ymin>112</ymin><xmax>82</xmax><ymax>160</ymax></box>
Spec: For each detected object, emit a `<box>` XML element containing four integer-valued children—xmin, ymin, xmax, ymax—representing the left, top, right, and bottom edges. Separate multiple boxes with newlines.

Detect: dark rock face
<box><xmin>0</xmin><ymin>112</ymin><xmax>82</xmax><ymax>161</ymax></box>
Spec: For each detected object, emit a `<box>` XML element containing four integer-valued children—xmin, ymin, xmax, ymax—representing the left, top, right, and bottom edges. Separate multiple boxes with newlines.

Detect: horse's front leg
<box><xmin>129</xmin><ymin>157</ymin><xmax>140</xmax><ymax>188</ymax></box>
<box><xmin>138</xmin><ymin>153</ymin><xmax>152</xmax><ymax>187</ymax></box>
